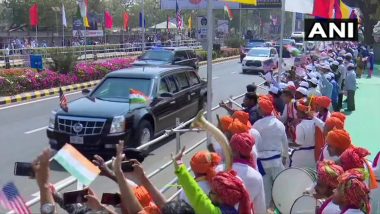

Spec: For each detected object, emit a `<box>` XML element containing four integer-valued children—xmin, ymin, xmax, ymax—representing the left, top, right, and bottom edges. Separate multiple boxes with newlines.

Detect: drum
<box><xmin>291</xmin><ymin>195</ymin><xmax>321</xmax><ymax>214</ymax></box>
<box><xmin>272</xmin><ymin>167</ymin><xmax>317</xmax><ymax>214</ymax></box>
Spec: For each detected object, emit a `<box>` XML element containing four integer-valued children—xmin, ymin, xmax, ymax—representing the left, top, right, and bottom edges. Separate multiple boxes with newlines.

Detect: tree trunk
<box><xmin>361</xmin><ymin>2</ymin><xmax>376</xmax><ymax>45</ymax></box>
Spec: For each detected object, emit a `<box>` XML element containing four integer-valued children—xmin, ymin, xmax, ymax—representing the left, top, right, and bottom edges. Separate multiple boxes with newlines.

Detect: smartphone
<box><xmin>63</xmin><ymin>189</ymin><xmax>89</xmax><ymax>205</ymax></box>
<box><xmin>101</xmin><ymin>193</ymin><xmax>121</xmax><ymax>205</ymax></box>
<box><xmin>121</xmin><ymin>161</ymin><xmax>134</xmax><ymax>172</ymax></box>
<box><xmin>14</xmin><ymin>162</ymin><xmax>35</xmax><ymax>177</ymax></box>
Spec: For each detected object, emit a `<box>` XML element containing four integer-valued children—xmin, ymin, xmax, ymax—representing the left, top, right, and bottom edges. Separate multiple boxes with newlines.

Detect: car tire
<box><xmin>134</xmin><ymin>120</ymin><xmax>153</xmax><ymax>148</ymax></box>
<box><xmin>242</xmin><ymin>69</ymin><xmax>247</xmax><ymax>73</ymax></box>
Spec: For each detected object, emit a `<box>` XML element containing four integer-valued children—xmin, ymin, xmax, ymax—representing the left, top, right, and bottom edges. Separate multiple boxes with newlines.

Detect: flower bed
<box><xmin>0</xmin><ymin>58</ymin><xmax>135</xmax><ymax>96</ymax></box>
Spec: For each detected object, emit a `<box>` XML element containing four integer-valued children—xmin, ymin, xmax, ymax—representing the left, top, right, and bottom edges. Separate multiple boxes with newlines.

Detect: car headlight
<box><xmin>242</xmin><ymin>60</ymin><xmax>246</xmax><ymax>65</ymax></box>
<box><xmin>110</xmin><ymin>116</ymin><xmax>125</xmax><ymax>134</ymax></box>
<box><xmin>48</xmin><ymin>111</ymin><xmax>56</xmax><ymax>129</ymax></box>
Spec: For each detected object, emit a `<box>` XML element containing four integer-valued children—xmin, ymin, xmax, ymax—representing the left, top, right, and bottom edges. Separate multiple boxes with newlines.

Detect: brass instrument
<box><xmin>191</xmin><ymin>110</ymin><xmax>233</xmax><ymax>171</ymax></box>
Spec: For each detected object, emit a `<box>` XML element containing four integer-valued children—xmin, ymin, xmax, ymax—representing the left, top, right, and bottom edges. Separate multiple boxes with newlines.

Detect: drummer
<box><xmin>321</xmin><ymin>129</ymin><xmax>353</xmax><ymax>162</ymax></box>
<box><xmin>315</xmin><ymin>161</ymin><xmax>344</xmax><ymax>214</ymax></box>
<box><xmin>279</xmin><ymin>87</ymin><xmax>299</xmax><ymax>143</ymax></box>
<box><xmin>288</xmin><ymin>100</ymin><xmax>316</xmax><ymax>169</ymax></box>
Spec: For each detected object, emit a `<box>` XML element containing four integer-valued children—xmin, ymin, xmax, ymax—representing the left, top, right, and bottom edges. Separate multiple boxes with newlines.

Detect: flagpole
<box><xmin>84</xmin><ymin>22</ymin><xmax>87</xmax><ymax>60</ymax></box>
<box><xmin>206</xmin><ymin>0</ymin><xmax>213</xmax><ymax>145</ymax></box>
<box><xmin>142</xmin><ymin>0</ymin><xmax>145</xmax><ymax>52</ymax></box>
<box><xmin>63</xmin><ymin>24</ymin><xmax>65</xmax><ymax>46</ymax></box>
<box><xmin>277</xmin><ymin>0</ymin><xmax>285</xmax><ymax>83</ymax></box>
<box><xmin>35</xmin><ymin>26</ymin><xmax>38</xmax><ymax>45</ymax></box>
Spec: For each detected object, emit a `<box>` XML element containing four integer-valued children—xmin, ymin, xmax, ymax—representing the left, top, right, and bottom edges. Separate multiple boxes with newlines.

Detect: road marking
<box><xmin>0</xmin><ymin>91</ymin><xmax>82</xmax><ymax>111</ymax></box>
<box><xmin>25</xmin><ymin>126</ymin><xmax>48</xmax><ymax>134</ymax></box>
<box><xmin>232</xmin><ymin>71</ymin><xmax>237</xmax><ymax>74</ymax></box>
<box><xmin>212</xmin><ymin>76</ymin><xmax>220</xmax><ymax>80</ymax></box>
<box><xmin>1</xmin><ymin>58</ymin><xmax>239</xmax><ymax>110</ymax></box>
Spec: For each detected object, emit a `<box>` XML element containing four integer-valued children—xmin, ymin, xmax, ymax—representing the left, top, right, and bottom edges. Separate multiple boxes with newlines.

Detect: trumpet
<box><xmin>191</xmin><ymin>110</ymin><xmax>233</xmax><ymax>171</ymax></box>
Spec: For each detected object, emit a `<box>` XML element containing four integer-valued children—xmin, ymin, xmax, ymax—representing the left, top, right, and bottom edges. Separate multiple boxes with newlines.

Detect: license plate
<box><xmin>70</xmin><ymin>136</ymin><xmax>83</xmax><ymax>144</ymax></box>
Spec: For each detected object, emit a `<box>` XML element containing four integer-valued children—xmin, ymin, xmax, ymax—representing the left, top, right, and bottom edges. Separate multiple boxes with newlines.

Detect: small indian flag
<box><xmin>224</xmin><ymin>4</ymin><xmax>233</xmax><ymax>21</ymax></box>
<box><xmin>53</xmin><ymin>144</ymin><xmax>100</xmax><ymax>186</ymax></box>
<box><xmin>129</xmin><ymin>89</ymin><xmax>148</xmax><ymax>104</ymax></box>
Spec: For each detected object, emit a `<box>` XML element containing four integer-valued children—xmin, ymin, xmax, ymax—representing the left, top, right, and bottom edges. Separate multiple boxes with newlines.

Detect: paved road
<box><xmin>0</xmin><ymin>59</ymin><xmax>268</xmax><ymax>212</ymax></box>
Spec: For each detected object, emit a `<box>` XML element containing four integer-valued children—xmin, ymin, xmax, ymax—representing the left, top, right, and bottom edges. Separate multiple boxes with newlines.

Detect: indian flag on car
<box><xmin>53</xmin><ymin>144</ymin><xmax>100</xmax><ymax>186</ymax></box>
<box><xmin>129</xmin><ymin>89</ymin><xmax>149</xmax><ymax>104</ymax></box>
<box><xmin>224</xmin><ymin>4</ymin><xmax>233</xmax><ymax>21</ymax></box>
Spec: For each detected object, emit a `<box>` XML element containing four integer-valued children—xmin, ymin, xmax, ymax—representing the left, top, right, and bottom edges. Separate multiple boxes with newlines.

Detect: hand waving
<box><xmin>171</xmin><ymin>146</ymin><xmax>186</xmax><ymax>170</ymax></box>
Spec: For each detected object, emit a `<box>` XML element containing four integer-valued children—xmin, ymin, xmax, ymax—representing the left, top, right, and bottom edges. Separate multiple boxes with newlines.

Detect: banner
<box><xmin>196</xmin><ymin>16</ymin><xmax>208</xmax><ymax>40</ymax></box>
<box><xmin>73</xmin><ymin>30</ymin><xmax>104</xmax><ymax>37</ymax></box>
<box><xmin>217</xmin><ymin>20</ymin><xmax>229</xmax><ymax>34</ymax></box>
<box><xmin>161</xmin><ymin>0</ymin><xmax>239</xmax><ymax>10</ymax></box>
<box><xmin>240</xmin><ymin>0</ymin><xmax>281</xmax><ymax>8</ymax></box>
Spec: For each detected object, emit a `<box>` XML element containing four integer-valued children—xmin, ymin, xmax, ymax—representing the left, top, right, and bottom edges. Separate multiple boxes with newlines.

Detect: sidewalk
<box><xmin>345</xmin><ymin>64</ymin><xmax>380</xmax><ymax>160</ymax></box>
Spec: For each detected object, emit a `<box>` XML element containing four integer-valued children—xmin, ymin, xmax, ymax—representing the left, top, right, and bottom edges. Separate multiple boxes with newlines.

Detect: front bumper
<box><xmin>242</xmin><ymin>64</ymin><xmax>264</xmax><ymax>71</ymax></box>
<box><xmin>47</xmin><ymin>128</ymin><xmax>131</xmax><ymax>157</ymax></box>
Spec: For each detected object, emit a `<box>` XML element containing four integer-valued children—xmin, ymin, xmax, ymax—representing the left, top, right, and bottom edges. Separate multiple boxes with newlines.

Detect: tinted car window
<box><xmin>166</xmin><ymin>75</ymin><xmax>179</xmax><ymax>93</ymax></box>
<box><xmin>159</xmin><ymin>78</ymin><xmax>170</xmax><ymax>94</ymax></box>
<box><xmin>186</xmin><ymin>50</ymin><xmax>197</xmax><ymax>59</ymax></box>
<box><xmin>189</xmin><ymin>71</ymin><xmax>200</xmax><ymax>85</ymax></box>
<box><xmin>175</xmin><ymin>72</ymin><xmax>190</xmax><ymax>90</ymax></box>
<box><xmin>174</xmin><ymin>51</ymin><xmax>188</xmax><ymax>61</ymax></box>
<box><xmin>140</xmin><ymin>50</ymin><xmax>174</xmax><ymax>62</ymax></box>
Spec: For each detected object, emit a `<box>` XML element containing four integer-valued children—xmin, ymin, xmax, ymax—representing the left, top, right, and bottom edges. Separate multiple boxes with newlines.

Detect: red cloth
<box><xmin>313</xmin><ymin>0</ymin><xmax>335</xmax><ymax>18</ymax></box>
<box><xmin>315</xmin><ymin>126</ymin><xmax>325</xmax><ymax>161</ymax></box>
<box><xmin>211</xmin><ymin>171</ymin><xmax>253</xmax><ymax>214</ymax></box>
<box><xmin>325</xmin><ymin>117</ymin><xmax>344</xmax><ymax>130</ymax></box>
<box><xmin>339</xmin><ymin>147</ymin><xmax>370</xmax><ymax>171</ymax></box>
<box><xmin>337</xmin><ymin>169</ymin><xmax>371</xmax><ymax>213</ymax></box>
<box><xmin>331</xmin><ymin>112</ymin><xmax>346</xmax><ymax>124</ymax></box>
<box><xmin>123</xmin><ymin>12</ymin><xmax>130</xmax><ymax>30</ymax></box>
<box><xmin>315</xmin><ymin>96</ymin><xmax>332</xmax><ymax>109</ymax></box>
<box><xmin>230</xmin><ymin>133</ymin><xmax>256</xmax><ymax>169</ymax></box>
<box><xmin>29</xmin><ymin>3</ymin><xmax>39</xmax><ymax>27</ymax></box>
<box><xmin>220</xmin><ymin>116</ymin><xmax>233</xmax><ymax>133</ymax></box>
<box><xmin>190</xmin><ymin>151</ymin><xmax>221</xmax><ymax>182</ymax></box>
<box><xmin>317</xmin><ymin>160</ymin><xmax>344</xmax><ymax>189</ymax></box>
<box><xmin>258</xmin><ymin>97</ymin><xmax>274</xmax><ymax>116</ymax></box>
<box><xmin>105</xmin><ymin>11</ymin><xmax>113</xmax><ymax>29</ymax></box>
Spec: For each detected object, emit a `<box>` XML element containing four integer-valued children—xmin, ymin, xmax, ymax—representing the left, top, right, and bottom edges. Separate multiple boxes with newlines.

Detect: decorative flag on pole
<box><xmin>129</xmin><ymin>89</ymin><xmax>149</xmax><ymax>104</ymax></box>
<box><xmin>123</xmin><ymin>12</ymin><xmax>129</xmax><ymax>30</ymax></box>
<box><xmin>224</xmin><ymin>4</ymin><xmax>234</xmax><ymax>21</ymax></box>
<box><xmin>84</xmin><ymin>17</ymin><xmax>90</xmax><ymax>28</ymax></box>
<box><xmin>188</xmin><ymin>16</ymin><xmax>192</xmax><ymax>29</ymax></box>
<box><xmin>0</xmin><ymin>182</ymin><xmax>31</xmax><ymax>214</ymax></box>
<box><xmin>312</xmin><ymin>0</ymin><xmax>335</xmax><ymax>18</ymax></box>
<box><xmin>62</xmin><ymin>4</ymin><xmax>67</xmax><ymax>27</ymax></box>
<box><xmin>59</xmin><ymin>87</ymin><xmax>68</xmax><ymax>112</ymax></box>
<box><xmin>29</xmin><ymin>3</ymin><xmax>39</xmax><ymax>27</ymax></box>
<box><xmin>139</xmin><ymin>12</ymin><xmax>146</xmax><ymax>28</ymax></box>
<box><xmin>167</xmin><ymin>15</ymin><xmax>170</xmax><ymax>32</ymax></box>
<box><xmin>284</xmin><ymin>0</ymin><xmax>314</xmax><ymax>14</ymax></box>
<box><xmin>53</xmin><ymin>144</ymin><xmax>100</xmax><ymax>186</ymax></box>
<box><xmin>104</xmin><ymin>11</ymin><xmax>113</xmax><ymax>29</ymax></box>
<box><xmin>176</xmin><ymin>0</ymin><xmax>182</xmax><ymax>30</ymax></box>
<box><xmin>78</xmin><ymin>0</ymin><xmax>87</xmax><ymax>18</ymax></box>
<box><xmin>222</xmin><ymin>0</ymin><xmax>256</xmax><ymax>5</ymax></box>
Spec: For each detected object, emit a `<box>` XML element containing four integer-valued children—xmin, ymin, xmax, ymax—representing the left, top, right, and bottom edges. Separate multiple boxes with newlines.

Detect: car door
<box><xmin>187</xmin><ymin>70</ymin><xmax>202</xmax><ymax>115</ymax></box>
<box><xmin>173</xmin><ymin>50</ymin><xmax>191</xmax><ymax>67</ymax></box>
<box><xmin>173</xmin><ymin>71</ymin><xmax>194</xmax><ymax>122</ymax></box>
<box><xmin>151</xmin><ymin>76</ymin><xmax>179</xmax><ymax>133</ymax></box>
<box><xmin>271</xmin><ymin>48</ymin><xmax>279</xmax><ymax>66</ymax></box>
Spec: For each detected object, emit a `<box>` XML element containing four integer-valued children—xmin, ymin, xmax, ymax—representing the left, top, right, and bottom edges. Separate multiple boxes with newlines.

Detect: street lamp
<box><xmin>52</xmin><ymin>7</ymin><xmax>60</xmax><ymax>38</ymax></box>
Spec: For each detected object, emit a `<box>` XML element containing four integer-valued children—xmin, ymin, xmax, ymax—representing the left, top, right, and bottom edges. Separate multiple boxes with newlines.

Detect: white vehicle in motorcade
<box><xmin>242</xmin><ymin>47</ymin><xmax>279</xmax><ymax>74</ymax></box>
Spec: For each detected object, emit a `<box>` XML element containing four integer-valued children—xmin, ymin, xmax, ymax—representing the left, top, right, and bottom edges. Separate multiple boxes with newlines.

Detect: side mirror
<box><xmin>82</xmin><ymin>88</ymin><xmax>90</xmax><ymax>95</ymax></box>
<box><xmin>160</xmin><ymin>92</ymin><xmax>173</xmax><ymax>98</ymax></box>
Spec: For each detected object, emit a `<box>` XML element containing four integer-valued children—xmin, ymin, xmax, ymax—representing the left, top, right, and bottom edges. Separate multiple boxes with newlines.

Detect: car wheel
<box><xmin>135</xmin><ymin>120</ymin><xmax>153</xmax><ymax>147</ymax></box>
<box><xmin>242</xmin><ymin>69</ymin><xmax>247</xmax><ymax>73</ymax></box>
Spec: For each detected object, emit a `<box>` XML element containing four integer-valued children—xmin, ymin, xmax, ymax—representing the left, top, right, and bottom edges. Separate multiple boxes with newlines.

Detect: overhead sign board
<box><xmin>241</xmin><ymin>0</ymin><xmax>281</xmax><ymax>8</ymax></box>
<box><xmin>161</xmin><ymin>0</ymin><xmax>239</xmax><ymax>10</ymax></box>
<box><xmin>73</xmin><ymin>30</ymin><xmax>104</xmax><ymax>37</ymax></box>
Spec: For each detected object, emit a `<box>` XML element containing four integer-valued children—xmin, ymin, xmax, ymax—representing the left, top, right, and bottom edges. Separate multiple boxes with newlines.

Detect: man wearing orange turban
<box><xmin>325</xmin><ymin>129</ymin><xmax>352</xmax><ymax>159</ymax></box>
<box><xmin>315</xmin><ymin>161</ymin><xmax>344</xmax><ymax>202</ymax></box>
<box><xmin>180</xmin><ymin>151</ymin><xmax>221</xmax><ymax>204</ymax></box>
<box><xmin>290</xmin><ymin>100</ymin><xmax>317</xmax><ymax>168</ymax></box>
<box><xmin>253</xmin><ymin>95</ymin><xmax>288</xmax><ymax>209</ymax></box>
<box><xmin>219</xmin><ymin>116</ymin><xmax>233</xmax><ymax>133</ymax></box>
<box><xmin>314</xmin><ymin>96</ymin><xmax>332</xmax><ymax>122</ymax></box>
<box><xmin>330</xmin><ymin>112</ymin><xmax>346</xmax><ymax>125</ymax></box>
<box><xmin>232</xmin><ymin>111</ymin><xmax>252</xmax><ymax>128</ymax></box>
<box><xmin>215</xmin><ymin>133</ymin><xmax>266</xmax><ymax>214</ymax></box>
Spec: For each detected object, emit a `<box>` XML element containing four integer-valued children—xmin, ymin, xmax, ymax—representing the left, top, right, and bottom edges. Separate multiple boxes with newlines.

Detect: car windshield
<box><xmin>282</xmin><ymin>39</ymin><xmax>295</xmax><ymax>45</ymax></box>
<box><xmin>247</xmin><ymin>42</ymin><xmax>264</xmax><ymax>48</ymax></box>
<box><xmin>140</xmin><ymin>50</ymin><xmax>174</xmax><ymax>61</ymax></box>
<box><xmin>91</xmin><ymin>78</ymin><xmax>151</xmax><ymax>102</ymax></box>
<box><xmin>247</xmin><ymin>49</ymin><xmax>270</xmax><ymax>57</ymax></box>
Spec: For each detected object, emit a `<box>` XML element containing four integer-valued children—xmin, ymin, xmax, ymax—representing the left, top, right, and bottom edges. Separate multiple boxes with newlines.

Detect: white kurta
<box><xmin>179</xmin><ymin>179</ymin><xmax>210</xmax><ymax>205</ymax></box>
<box><xmin>343</xmin><ymin>209</ymin><xmax>365</xmax><ymax>214</ymax></box>
<box><xmin>320</xmin><ymin>200</ymin><xmax>341</xmax><ymax>214</ymax></box>
<box><xmin>371</xmin><ymin>152</ymin><xmax>380</xmax><ymax>211</ymax></box>
<box><xmin>319</xmin><ymin>146</ymin><xmax>340</xmax><ymax>162</ymax></box>
<box><xmin>308</xmin><ymin>87</ymin><xmax>322</xmax><ymax>97</ymax></box>
<box><xmin>216</xmin><ymin>163</ymin><xmax>267</xmax><ymax>214</ymax></box>
<box><xmin>290</xmin><ymin>119</ymin><xmax>316</xmax><ymax>168</ymax></box>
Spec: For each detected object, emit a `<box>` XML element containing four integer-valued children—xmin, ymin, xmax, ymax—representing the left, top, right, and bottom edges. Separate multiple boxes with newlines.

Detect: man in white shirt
<box><xmin>216</xmin><ymin>132</ymin><xmax>266</xmax><ymax>214</ymax></box>
<box><xmin>289</xmin><ymin>101</ymin><xmax>316</xmax><ymax>168</ymax></box>
<box><xmin>253</xmin><ymin>97</ymin><xmax>288</xmax><ymax>209</ymax></box>
<box><xmin>307</xmin><ymin>77</ymin><xmax>322</xmax><ymax>97</ymax></box>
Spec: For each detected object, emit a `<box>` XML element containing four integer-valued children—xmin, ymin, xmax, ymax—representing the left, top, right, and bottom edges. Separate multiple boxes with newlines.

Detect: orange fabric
<box><xmin>220</xmin><ymin>116</ymin><xmax>233</xmax><ymax>132</ymax></box>
<box><xmin>315</xmin><ymin>96</ymin><xmax>332</xmax><ymax>109</ymax></box>
<box><xmin>331</xmin><ymin>112</ymin><xmax>347</xmax><ymax>124</ymax></box>
<box><xmin>228</xmin><ymin>119</ymin><xmax>250</xmax><ymax>134</ymax></box>
<box><xmin>190</xmin><ymin>151</ymin><xmax>221</xmax><ymax>182</ymax></box>
<box><xmin>315</xmin><ymin>126</ymin><xmax>325</xmax><ymax>161</ymax></box>
<box><xmin>364</xmin><ymin>160</ymin><xmax>379</xmax><ymax>189</ymax></box>
<box><xmin>317</xmin><ymin>160</ymin><xmax>344</xmax><ymax>189</ymax></box>
<box><xmin>258</xmin><ymin>98</ymin><xmax>274</xmax><ymax>116</ymax></box>
<box><xmin>134</xmin><ymin>186</ymin><xmax>160</xmax><ymax>214</ymax></box>
<box><xmin>325</xmin><ymin>117</ymin><xmax>344</xmax><ymax>130</ymax></box>
<box><xmin>326</xmin><ymin>129</ymin><xmax>352</xmax><ymax>153</ymax></box>
<box><xmin>232</xmin><ymin>111</ymin><xmax>252</xmax><ymax>128</ymax></box>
